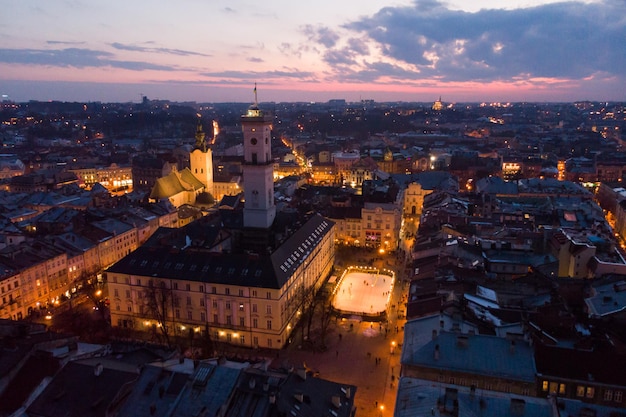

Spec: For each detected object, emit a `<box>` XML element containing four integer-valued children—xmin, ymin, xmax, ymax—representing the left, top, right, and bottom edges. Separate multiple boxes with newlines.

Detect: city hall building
<box><xmin>106</xmin><ymin>100</ymin><xmax>335</xmax><ymax>349</ymax></box>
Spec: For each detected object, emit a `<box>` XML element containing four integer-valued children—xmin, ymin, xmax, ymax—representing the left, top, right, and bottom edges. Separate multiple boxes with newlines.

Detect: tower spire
<box><xmin>254</xmin><ymin>82</ymin><xmax>258</xmax><ymax>107</ymax></box>
<box><xmin>194</xmin><ymin>114</ymin><xmax>206</xmax><ymax>152</ymax></box>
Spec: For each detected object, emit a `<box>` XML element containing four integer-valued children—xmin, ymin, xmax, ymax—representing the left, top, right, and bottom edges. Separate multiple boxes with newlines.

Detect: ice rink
<box><xmin>332</xmin><ymin>270</ymin><xmax>393</xmax><ymax>316</ymax></box>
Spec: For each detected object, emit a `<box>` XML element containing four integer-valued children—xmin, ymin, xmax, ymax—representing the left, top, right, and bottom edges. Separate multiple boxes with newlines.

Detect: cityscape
<box><xmin>0</xmin><ymin>95</ymin><xmax>625</xmax><ymax>417</ymax></box>
<box><xmin>2</xmin><ymin>1</ymin><xmax>626</xmax><ymax>417</ymax></box>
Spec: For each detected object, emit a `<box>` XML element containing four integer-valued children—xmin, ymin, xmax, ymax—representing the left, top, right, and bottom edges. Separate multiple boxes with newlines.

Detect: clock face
<box><xmin>250</xmin><ymin>138</ymin><xmax>257</xmax><ymax>145</ymax></box>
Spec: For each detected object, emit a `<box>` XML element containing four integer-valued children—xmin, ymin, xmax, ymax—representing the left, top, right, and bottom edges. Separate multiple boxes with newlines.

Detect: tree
<box><xmin>144</xmin><ymin>282</ymin><xmax>175</xmax><ymax>348</ymax></box>
<box><xmin>317</xmin><ymin>298</ymin><xmax>335</xmax><ymax>350</ymax></box>
<box><xmin>295</xmin><ymin>284</ymin><xmax>317</xmax><ymax>345</ymax></box>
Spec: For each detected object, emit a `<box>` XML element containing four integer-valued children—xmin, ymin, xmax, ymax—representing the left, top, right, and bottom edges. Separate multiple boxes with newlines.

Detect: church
<box><xmin>106</xmin><ymin>96</ymin><xmax>336</xmax><ymax>350</ymax></box>
<box><xmin>148</xmin><ymin>119</ymin><xmax>214</xmax><ymax>206</ymax></box>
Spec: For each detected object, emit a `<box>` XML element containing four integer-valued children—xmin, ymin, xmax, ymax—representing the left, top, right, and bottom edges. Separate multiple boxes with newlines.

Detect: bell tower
<box><xmin>190</xmin><ymin>117</ymin><xmax>214</xmax><ymax>195</ymax></box>
<box><xmin>242</xmin><ymin>85</ymin><xmax>275</xmax><ymax>229</ymax></box>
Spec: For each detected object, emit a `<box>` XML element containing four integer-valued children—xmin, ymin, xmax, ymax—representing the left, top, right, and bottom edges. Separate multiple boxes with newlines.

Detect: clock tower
<box><xmin>242</xmin><ymin>89</ymin><xmax>275</xmax><ymax>229</ymax></box>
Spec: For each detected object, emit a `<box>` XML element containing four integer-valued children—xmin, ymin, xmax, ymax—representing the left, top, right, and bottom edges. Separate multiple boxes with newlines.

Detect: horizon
<box><xmin>2</xmin><ymin>0</ymin><xmax>625</xmax><ymax>103</ymax></box>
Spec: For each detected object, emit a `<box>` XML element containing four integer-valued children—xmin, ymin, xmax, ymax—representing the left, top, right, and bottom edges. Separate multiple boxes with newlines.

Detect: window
<box><xmin>127</xmin><ymin>305</ymin><xmax>132</xmax><ymax>312</ymax></box>
<box><xmin>266</xmin><ymin>305</ymin><xmax>272</xmax><ymax>314</ymax></box>
<box><xmin>226</xmin><ymin>315</ymin><xmax>232</xmax><ymax>325</ymax></box>
<box><xmin>252</xmin><ymin>304</ymin><xmax>258</xmax><ymax>313</ymax></box>
<box><xmin>239</xmin><ymin>289</ymin><xmax>244</xmax><ymax>296</ymax></box>
<box><xmin>212</xmin><ymin>287</ymin><xmax>217</xmax><ymax>294</ymax></box>
<box><xmin>212</xmin><ymin>300</ymin><xmax>218</xmax><ymax>309</ymax></box>
<box><xmin>226</xmin><ymin>302</ymin><xmax>231</xmax><ymax>310</ymax></box>
<box><xmin>173</xmin><ymin>282</ymin><xmax>178</xmax><ymax>290</ymax></box>
<box><xmin>604</xmin><ymin>390</ymin><xmax>613</xmax><ymax>401</ymax></box>
<box><xmin>186</xmin><ymin>284</ymin><xmax>191</xmax><ymax>291</ymax></box>
<box><xmin>615</xmin><ymin>391</ymin><xmax>623</xmax><ymax>403</ymax></box>
<box><xmin>175</xmin><ymin>309</ymin><xmax>180</xmax><ymax>319</ymax></box>
<box><xmin>187</xmin><ymin>311</ymin><xmax>192</xmax><ymax>320</ymax></box>
<box><xmin>114</xmin><ymin>289</ymin><xmax>119</xmax><ymax>297</ymax></box>
<box><xmin>577</xmin><ymin>386</ymin><xmax>585</xmax><ymax>397</ymax></box>
<box><xmin>559</xmin><ymin>384</ymin><xmax>566</xmax><ymax>395</ymax></box>
<box><xmin>252</xmin><ymin>290</ymin><xmax>257</xmax><ymax>297</ymax></box>
<box><xmin>266</xmin><ymin>292</ymin><xmax>271</xmax><ymax>299</ymax></box>
<box><xmin>213</xmin><ymin>314</ymin><xmax>218</xmax><ymax>324</ymax></box>
<box><xmin>586</xmin><ymin>387</ymin><xmax>595</xmax><ymax>399</ymax></box>
<box><xmin>225</xmin><ymin>288</ymin><xmax>230</xmax><ymax>295</ymax></box>
<box><xmin>252</xmin><ymin>318</ymin><xmax>258</xmax><ymax>328</ymax></box>
<box><xmin>126</xmin><ymin>290</ymin><xmax>131</xmax><ymax>298</ymax></box>
<box><xmin>253</xmin><ymin>336</ymin><xmax>259</xmax><ymax>347</ymax></box>
<box><xmin>200</xmin><ymin>312</ymin><xmax>206</xmax><ymax>321</ymax></box>
<box><xmin>240</xmin><ymin>335</ymin><xmax>245</xmax><ymax>344</ymax></box>
<box><xmin>542</xmin><ymin>381</ymin><xmax>549</xmax><ymax>392</ymax></box>
<box><xmin>186</xmin><ymin>296</ymin><xmax>192</xmax><ymax>306</ymax></box>
<box><xmin>199</xmin><ymin>285</ymin><xmax>204</xmax><ymax>292</ymax></box>
<box><xmin>266</xmin><ymin>320</ymin><xmax>272</xmax><ymax>330</ymax></box>
<box><xmin>136</xmin><ymin>279</ymin><xmax>141</xmax><ymax>286</ymax></box>
<box><xmin>239</xmin><ymin>303</ymin><xmax>244</xmax><ymax>311</ymax></box>
<box><xmin>200</xmin><ymin>298</ymin><xmax>205</xmax><ymax>307</ymax></box>
<box><xmin>239</xmin><ymin>317</ymin><xmax>245</xmax><ymax>327</ymax></box>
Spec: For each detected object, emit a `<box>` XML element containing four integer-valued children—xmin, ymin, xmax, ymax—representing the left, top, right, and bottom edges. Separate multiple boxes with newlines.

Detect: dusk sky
<box><xmin>2</xmin><ymin>0</ymin><xmax>624</xmax><ymax>103</ymax></box>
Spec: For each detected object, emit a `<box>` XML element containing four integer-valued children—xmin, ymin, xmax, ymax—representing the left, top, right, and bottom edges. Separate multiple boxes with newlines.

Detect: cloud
<box><xmin>46</xmin><ymin>40</ymin><xmax>86</xmax><ymax>45</ymax></box>
<box><xmin>303</xmin><ymin>25</ymin><xmax>340</xmax><ymax>48</ymax></box>
<box><xmin>0</xmin><ymin>47</ymin><xmax>176</xmax><ymax>71</ymax></box>
<box><xmin>201</xmin><ymin>69</ymin><xmax>315</xmax><ymax>81</ymax></box>
<box><xmin>247</xmin><ymin>57</ymin><xmax>264</xmax><ymax>63</ymax></box>
<box><xmin>313</xmin><ymin>0</ymin><xmax>626</xmax><ymax>84</ymax></box>
<box><xmin>110</xmin><ymin>42</ymin><xmax>210</xmax><ymax>57</ymax></box>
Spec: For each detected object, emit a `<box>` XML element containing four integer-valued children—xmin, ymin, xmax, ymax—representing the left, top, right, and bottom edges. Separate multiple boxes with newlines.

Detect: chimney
<box><xmin>331</xmin><ymin>395</ymin><xmax>342</xmax><ymax>408</ymax></box>
<box><xmin>248</xmin><ymin>377</ymin><xmax>256</xmax><ymax>389</ymax></box>
<box><xmin>94</xmin><ymin>363</ymin><xmax>103</xmax><ymax>377</ymax></box>
<box><xmin>342</xmin><ymin>387</ymin><xmax>351</xmax><ymax>399</ymax></box>
<box><xmin>269</xmin><ymin>393</ymin><xmax>276</xmax><ymax>404</ymax></box>
<box><xmin>434</xmin><ymin>344</ymin><xmax>440</xmax><ymax>360</ymax></box>
<box><xmin>457</xmin><ymin>335</ymin><xmax>469</xmax><ymax>348</ymax></box>
<box><xmin>296</xmin><ymin>367</ymin><xmax>307</xmax><ymax>380</ymax></box>
<box><xmin>432</xmin><ymin>329</ymin><xmax>438</xmax><ymax>340</ymax></box>
<box><xmin>294</xmin><ymin>392</ymin><xmax>304</xmax><ymax>403</ymax></box>
<box><xmin>263</xmin><ymin>382</ymin><xmax>269</xmax><ymax>392</ymax></box>
<box><xmin>510</xmin><ymin>398</ymin><xmax>525</xmax><ymax>416</ymax></box>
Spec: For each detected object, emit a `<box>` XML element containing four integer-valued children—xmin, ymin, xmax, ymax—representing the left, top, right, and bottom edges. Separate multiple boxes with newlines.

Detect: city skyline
<box><xmin>2</xmin><ymin>0</ymin><xmax>625</xmax><ymax>104</ymax></box>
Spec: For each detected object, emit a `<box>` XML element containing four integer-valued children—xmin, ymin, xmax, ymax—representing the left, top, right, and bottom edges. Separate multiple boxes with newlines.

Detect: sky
<box><xmin>1</xmin><ymin>0</ymin><xmax>624</xmax><ymax>103</ymax></box>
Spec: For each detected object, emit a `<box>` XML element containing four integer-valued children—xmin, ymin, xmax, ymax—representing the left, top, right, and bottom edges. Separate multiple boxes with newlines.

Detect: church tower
<box><xmin>242</xmin><ymin>86</ymin><xmax>275</xmax><ymax>229</ymax></box>
<box><xmin>190</xmin><ymin>118</ymin><xmax>214</xmax><ymax>196</ymax></box>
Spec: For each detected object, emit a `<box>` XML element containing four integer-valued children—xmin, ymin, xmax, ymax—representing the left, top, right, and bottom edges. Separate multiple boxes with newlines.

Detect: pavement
<box><xmin>278</xmin><ymin>249</ymin><xmax>409</xmax><ymax>417</ymax></box>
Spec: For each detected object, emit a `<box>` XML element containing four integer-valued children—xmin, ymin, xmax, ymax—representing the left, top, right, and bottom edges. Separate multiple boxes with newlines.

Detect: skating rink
<box><xmin>332</xmin><ymin>270</ymin><xmax>393</xmax><ymax>316</ymax></box>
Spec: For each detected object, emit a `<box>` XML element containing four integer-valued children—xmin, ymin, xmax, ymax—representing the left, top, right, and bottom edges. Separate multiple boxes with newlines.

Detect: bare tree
<box><xmin>144</xmin><ymin>282</ymin><xmax>174</xmax><ymax>348</ymax></box>
<box><xmin>317</xmin><ymin>299</ymin><xmax>334</xmax><ymax>350</ymax></box>
<box><xmin>295</xmin><ymin>284</ymin><xmax>317</xmax><ymax>345</ymax></box>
